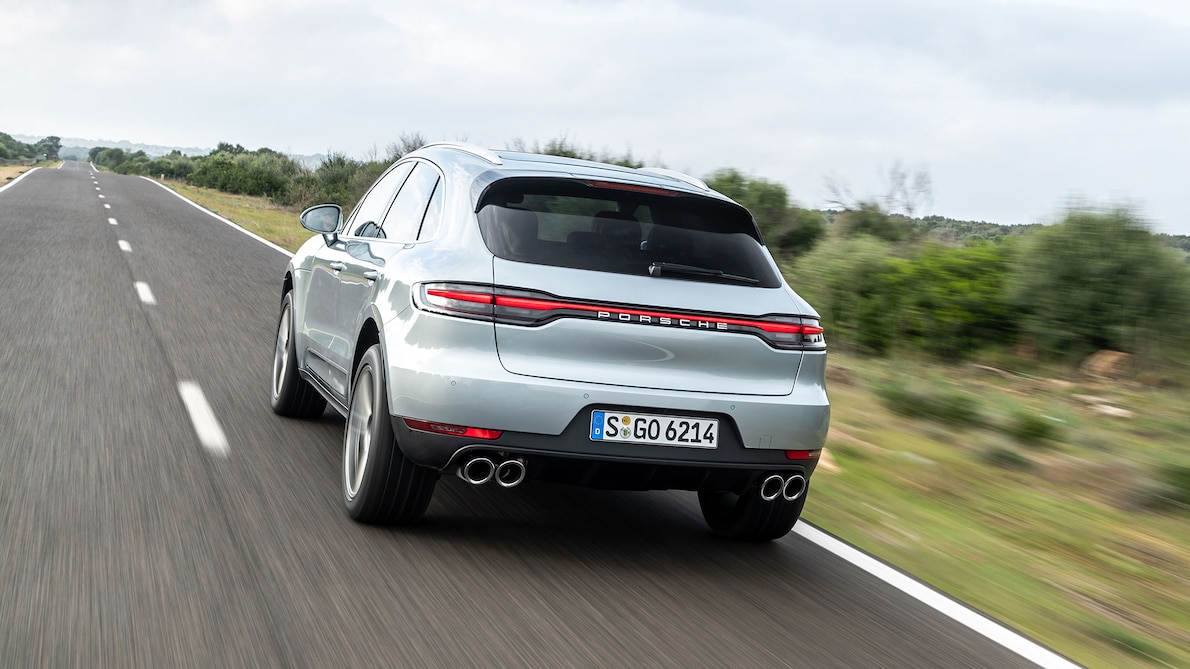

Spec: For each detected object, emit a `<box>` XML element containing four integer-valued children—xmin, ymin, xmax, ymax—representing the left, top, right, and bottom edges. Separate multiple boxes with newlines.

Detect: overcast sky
<box><xmin>4</xmin><ymin>0</ymin><xmax>1189</xmax><ymax>233</ymax></box>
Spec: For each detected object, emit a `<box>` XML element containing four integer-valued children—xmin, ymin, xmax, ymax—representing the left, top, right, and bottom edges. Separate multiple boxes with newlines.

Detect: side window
<box><xmin>345</xmin><ymin>162</ymin><xmax>414</xmax><ymax>238</ymax></box>
<box><xmin>381</xmin><ymin>162</ymin><xmax>440</xmax><ymax>242</ymax></box>
<box><xmin>417</xmin><ymin>181</ymin><xmax>444</xmax><ymax>240</ymax></box>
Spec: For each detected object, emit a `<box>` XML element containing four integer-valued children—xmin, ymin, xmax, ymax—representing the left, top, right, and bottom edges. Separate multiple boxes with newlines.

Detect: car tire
<box><xmin>342</xmin><ymin>344</ymin><xmax>437</xmax><ymax>525</ymax></box>
<box><xmin>271</xmin><ymin>292</ymin><xmax>327</xmax><ymax>418</ymax></box>
<box><xmin>697</xmin><ymin>482</ymin><xmax>807</xmax><ymax>542</ymax></box>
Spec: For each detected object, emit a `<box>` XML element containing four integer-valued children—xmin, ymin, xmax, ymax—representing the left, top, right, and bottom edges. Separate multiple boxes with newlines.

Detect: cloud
<box><xmin>4</xmin><ymin>0</ymin><xmax>1190</xmax><ymax>232</ymax></box>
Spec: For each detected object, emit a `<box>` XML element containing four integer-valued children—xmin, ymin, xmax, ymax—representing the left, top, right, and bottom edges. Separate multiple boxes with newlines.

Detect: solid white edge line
<box><xmin>0</xmin><ymin>167</ymin><xmax>40</xmax><ymax>195</ymax></box>
<box><xmin>118</xmin><ymin>240</ymin><xmax>131</xmax><ymax>252</ymax></box>
<box><xmin>177</xmin><ymin>381</ymin><xmax>229</xmax><ymax>457</ymax></box>
<box><xmin>793</xmin><ymin>523</ymin><xmax>1082</xmax><ymax>669</ymax></box>
<box><xmin>138</xmin><ymin>177</ymin><xmax>294</xmax><ymax>258</ymax></box>
<box><xmin>133</xmin><ymin>281</ymin><xmax>156</xmax><ymax>305</ymax></box>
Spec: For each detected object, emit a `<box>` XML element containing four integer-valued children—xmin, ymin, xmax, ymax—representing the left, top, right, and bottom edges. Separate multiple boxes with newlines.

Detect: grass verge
<box><xmin>160</xmin><ymin>181</ymin><xmax>312</xmax><ymax>253</ymax></box>
<box><xmin>813</xmin><ymin>353</ymin><xmax>1190</xmax><ymax>668</ymax></box>
<box><xmin>1</xmin><ymin>159</ymin><xmax>58</xmax><ymax>183</ymax></box>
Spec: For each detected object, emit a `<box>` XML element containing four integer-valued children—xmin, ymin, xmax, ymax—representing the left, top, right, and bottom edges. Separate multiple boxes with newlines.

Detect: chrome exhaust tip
<box><xmin>759</xmin><ymin>474</ymin><xmax>785</xmax><ymax>502</ymax></box>
<box><xmin>495</xmin><ymin>459</ymin><xmax>527</xmax><ymax>488</ymax></box>
<box><xmin>782</xmin><ymin>474</ymin><xmax>807</xmax><ymax>502</ymax></box>
<box><xmin>458</xmin><ymin>457</ymin><xmax>495</xmax><ymax>485</ymax></box>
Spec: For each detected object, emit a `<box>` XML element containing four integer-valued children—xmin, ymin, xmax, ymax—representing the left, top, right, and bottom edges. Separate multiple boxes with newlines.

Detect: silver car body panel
<box><xmin>490</xmin><ymin>258</ymin><xmax>805</xmax><ymax>395</ymax></box>
<box><xmin>283</xmin><ymin>145</ymin><xmax>829</xmax><ymax>458</ymax></box>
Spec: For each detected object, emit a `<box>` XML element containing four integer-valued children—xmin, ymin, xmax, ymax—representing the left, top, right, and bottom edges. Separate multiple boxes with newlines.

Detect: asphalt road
<box><xmin>0</xmin><ymin>162</ymin><xmax>1045</xmax><ymax>668</ymax></box>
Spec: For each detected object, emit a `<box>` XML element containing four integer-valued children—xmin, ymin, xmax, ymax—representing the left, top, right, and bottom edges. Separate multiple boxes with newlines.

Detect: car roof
<box><xmin>404</xmin><ymin>142</ymin><xmax>732</xmax><ymax>202</ymax></box>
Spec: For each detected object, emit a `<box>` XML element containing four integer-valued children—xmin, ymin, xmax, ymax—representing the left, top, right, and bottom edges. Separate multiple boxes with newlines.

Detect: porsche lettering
<box><xmin>597</xmin><ymin>311</ymin><xmax>729</xmax><ymax>330</ymax></box>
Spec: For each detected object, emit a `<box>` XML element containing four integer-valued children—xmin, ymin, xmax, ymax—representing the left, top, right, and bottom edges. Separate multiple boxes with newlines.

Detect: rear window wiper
<box><xmin>648</xmin><ymin>262</ymin><xmax>760</xmax><ymax>286</ymax></box>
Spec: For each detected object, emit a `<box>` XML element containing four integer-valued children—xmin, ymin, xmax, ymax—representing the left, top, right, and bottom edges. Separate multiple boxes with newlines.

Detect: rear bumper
<box><xmin>386</xmin><ymin>342</ymin><xmax>830</xmax><ymax>453</ymax></box>
<box><xmin>383</xmin><ymin>313</ymin><xmax>829</xmax><ymax>490</ymax></box>
<box><xmin>391</xmin><ymin>406</ymin><xmax>821</xmax><ymax>493</ymax></box>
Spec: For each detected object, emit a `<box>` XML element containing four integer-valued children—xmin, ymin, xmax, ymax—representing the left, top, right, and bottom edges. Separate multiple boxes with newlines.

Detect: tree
<box><xmin>834</xmin><ymin>201</ymin><xmax>911</xmax><ymax>243</ymax></box>
<box><xmin>1010</xmin><ymin>208</ymin><xmax>1190</xmax><ymax>360</ymax></box>
<box><xmin>825</xmin><ymin>161</ymin><xmax>932</xmax><ymax>217</ymax></box>
<box><xmin>34</xmin><ymin>136</ymin><xmax>61</xmax><ymax>160</ymax></box>
<box><xmin>510</xmin><ymin>135</ymin><xmax>644</xmax><ymax>168</ymax></box>
<box><xmin>215</xmin><ymin>142</ymin><xmax>247</xmax><ymax>155</ymax></box>
<box><xmin>704</xmin><ymin>168</ymin><xmax>824</xmax><ymax>255</ymax></box>
<box><xmin>386</xmin><ymin>132</ymin><xmax>427</xmax><ymax>162</ymax></box>
<box><xmin>787</xmin><ymin>236</ymin><xmax>901</xmax><ymax>355</ymax></box>
<box><xmin>898</xmin><ymin>241</ymin><xmax>1016</xmax><ymax>359</ymax></box>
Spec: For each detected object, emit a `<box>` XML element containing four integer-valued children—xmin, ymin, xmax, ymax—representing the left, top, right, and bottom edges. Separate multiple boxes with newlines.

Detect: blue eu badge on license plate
<box><xmin>590</xmin><ymin>411</ymin><xmax>606</xmax><ymax>439</ymax></box>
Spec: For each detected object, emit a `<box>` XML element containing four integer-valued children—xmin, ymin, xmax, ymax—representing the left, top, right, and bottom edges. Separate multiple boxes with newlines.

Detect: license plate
<box><xmin>590</xmin><ymin>410</ymin><xmax>718</xmax><ymax>448</ymax></box>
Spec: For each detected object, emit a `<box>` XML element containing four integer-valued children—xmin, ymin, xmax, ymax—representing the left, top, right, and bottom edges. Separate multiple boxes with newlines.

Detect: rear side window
<box><xmin>476</xmin><ymin>178</ymin><xmax>781</xmax><ymax>288</ymax></box>
<box><xmin>382</xmin><ymin>162</ymin><xmax>440</xmax><ymax>242</ymax></box>
<box><xmin>346</xmin><ymin>161</ymin><xmax>414</xmax><ymax>238</ymax></box>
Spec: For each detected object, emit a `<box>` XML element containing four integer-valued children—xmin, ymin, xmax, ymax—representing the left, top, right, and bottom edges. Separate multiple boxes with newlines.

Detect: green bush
<box><xmin>788</xmin><ymin>236</ymin><xmax>901</xmax><ymax>355</ymax></box>
<box><xmin>1010</xmin><ymin>208</ymin><xmax>1190</xmax><ymax>361</ymax></box>
<box><xmin>1004</xmin><ymin>409</ymin><xmax>1059</xmax><ymax>446</ymax></box>
<box><xmin>876</xmin><ymin>382</ymin><xmax>983</xmax><ymax>428</ymax></box>
<box><xmin>982</xmin><ymin>445</ymin><xmax>1033</xmax><ymax>470</ymax></box>
<box><xmin>896</xmin><ymin>241</ymin><xmax>1016</xmax><ymax>360</ymax></box>
<box><xmin>1159</xmin><ymin>462</ymin><xmax>1190</xmax><ymax>507</ymax></box>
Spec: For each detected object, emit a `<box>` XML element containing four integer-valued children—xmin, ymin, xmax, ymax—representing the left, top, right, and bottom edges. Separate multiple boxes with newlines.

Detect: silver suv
<box><xmin>271</xmin><ymin>143</ymin><xmax>829</xmax><ymax>541</ymax></box>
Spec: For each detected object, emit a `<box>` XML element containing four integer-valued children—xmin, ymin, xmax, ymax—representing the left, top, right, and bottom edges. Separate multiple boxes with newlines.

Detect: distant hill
<box><xmin>12</xmin><ymin>133</ymin><xmax>326</xmax><ymax>168</ymax></box>
<box><xmin>13</xmin><ymin>134</ymin><xmax>210</xmax><ymax>159</ymax></box>
<box><xmin>913</xmin><ymin>215</ymin><xmax>1042</xmax><ymax>243</ymax></box>
<box><xmin>1156</xmin><ymin>233</ymin><xmax>1190</xmax><ymax>258</ymax></box>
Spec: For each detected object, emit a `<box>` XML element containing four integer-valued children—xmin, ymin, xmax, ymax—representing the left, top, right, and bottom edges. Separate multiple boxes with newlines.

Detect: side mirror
<box><xmin>300</xmin><ymin>204</ymin><xmax>343</xmax><ymax>245</ymax></box>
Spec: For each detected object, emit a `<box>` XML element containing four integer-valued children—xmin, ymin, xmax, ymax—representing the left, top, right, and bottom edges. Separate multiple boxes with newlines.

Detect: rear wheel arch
<box><xmin>352</xmin><ymin>319</ymin><xmax>382</xmax><ymax>388</ymax></box>
<box><xmin>281</xmin><ymin>272</ymin><xmax>294</xmax><ymax>301</ymax></box>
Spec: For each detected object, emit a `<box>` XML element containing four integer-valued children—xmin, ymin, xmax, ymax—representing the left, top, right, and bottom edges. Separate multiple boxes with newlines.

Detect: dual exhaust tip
<box><xmin>457</xmin><ymin>456</ymin><xmax>526</xmax><ymax>488</ymax></box>
<box><xmin>460</xmin><ymin>457</ymin><xmax>801</xmax><ymax>500</ymax></box>
<box><xmin>759</xmin><ymin>473</ymin><xmax>807</xmax><ymax>502</ymax></box>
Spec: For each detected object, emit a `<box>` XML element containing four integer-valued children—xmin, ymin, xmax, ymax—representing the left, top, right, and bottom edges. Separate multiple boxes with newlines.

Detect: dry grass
<box><xmin>0</xmin><ymin>163</ymin><xmax>42</xmax><ymax>182</ymax></box>
<box><xmin>809</xmin><ymin>353</ymin><xmax>1190</xmax><ymax>668</ymax></box>
<box><xmin>160</xmin><ymin>181</ymin><xmax>313</xmax><ymax>253</ymax></box>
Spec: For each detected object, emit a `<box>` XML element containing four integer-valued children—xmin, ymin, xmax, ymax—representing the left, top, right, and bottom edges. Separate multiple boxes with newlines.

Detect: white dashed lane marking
<box><xmin>177</xmin><ymin>382</ymin><xmax>229</xmax><ymax>457</ymax></box>
<box><xmin>108</xmin><ymin>217</ymin><xmax>118</xmax><ymax>226</ymax></box>
<box><xmin>118</xmin><ymin>240</ymin><xmax>131</xmax><ymax>252</ymax></box>
<box><xmin>134</xmin><ymin>282</ymin><xmax>156</xmax><ymax>306</ymax></box>
<box><xmin>104</xmin><ymin>204</ymin><xmax>111</xmax><ymax>209</ymax></box>
<box><xmin>98</xmin><ymin>195</ymin><xmax>105</xmax><ymax>199</ymax></box>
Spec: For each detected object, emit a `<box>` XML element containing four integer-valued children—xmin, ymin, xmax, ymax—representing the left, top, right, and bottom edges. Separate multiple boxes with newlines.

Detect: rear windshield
<box><xmin>476</xmin><ymin>178</ymin><xmax>781</xmax><ymax>288</ymax></box>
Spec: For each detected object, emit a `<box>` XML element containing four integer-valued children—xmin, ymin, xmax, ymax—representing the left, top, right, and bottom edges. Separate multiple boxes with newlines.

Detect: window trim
<box><xmin>341</xmin><ymin>160</ymin><xmax>416</xmax><ymax>239</ymax></box>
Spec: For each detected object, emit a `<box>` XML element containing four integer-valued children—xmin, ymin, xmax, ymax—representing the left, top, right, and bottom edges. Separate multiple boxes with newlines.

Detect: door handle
<box><xmin>328</xmin><ymin>261</ymin><xmax>346</xmax><ymax>271</ymax></box>
<box><xmin>363</xmin><ymin>271</ymin><xmax>379</xmax><ymax>281</ymax></box>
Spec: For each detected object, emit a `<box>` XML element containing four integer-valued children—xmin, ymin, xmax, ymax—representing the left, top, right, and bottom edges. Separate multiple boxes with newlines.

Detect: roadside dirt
<box><xmin>0</xmin><ymin>164</ymin><xmax>39</xmax><ymax>182</ymax></box>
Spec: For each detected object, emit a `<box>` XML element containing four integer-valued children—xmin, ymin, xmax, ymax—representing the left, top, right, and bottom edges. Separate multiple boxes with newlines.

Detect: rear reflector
<box><xmin>404</xmin><ymin>418</ymin><xmax>502</xmax><ymax>440</ymax></box>
<box><xmin>785</xmin><ymin>450</ymin><xmax>821</xmax><ymax>460</ymax></box>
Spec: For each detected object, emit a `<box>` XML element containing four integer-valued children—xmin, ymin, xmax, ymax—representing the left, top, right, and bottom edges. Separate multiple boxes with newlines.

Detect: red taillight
<box><xmin>422</xmin><ymin>286</ymin><xmax>495</xmax><ymax>317</ymax></box>
<box><xmin>425</xmin><ymin>289</ymin><xmax>493</xmax><ymax>304</ymax></box>
<box><xmin>403</xmin><ymin>418</ymin><xmax>502</xmax><ymax>440</ymax></box>
<box><xmin>785</xmin><ymin>449</ymin><xmax>821</xmax><ymax>460</ymax></box>
<box><xmin>415</xmin><ymin>282</ymin><xmax>824</xmax><ymax>350</ymax></box>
